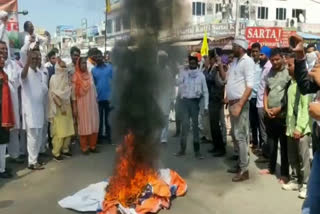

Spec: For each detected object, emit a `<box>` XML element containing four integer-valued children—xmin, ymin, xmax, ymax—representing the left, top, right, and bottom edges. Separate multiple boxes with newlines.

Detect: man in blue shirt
<box><xmin>92</xmin><ymin>50</ymin><xmax>113</xmax><ymax>143</ymax></box>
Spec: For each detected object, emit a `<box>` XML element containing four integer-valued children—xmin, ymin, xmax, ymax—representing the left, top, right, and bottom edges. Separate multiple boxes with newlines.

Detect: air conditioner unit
<box><xmin>287</xmin><ymin>18</ymin><xmax>298</xmax><ymax>28</ymax></box>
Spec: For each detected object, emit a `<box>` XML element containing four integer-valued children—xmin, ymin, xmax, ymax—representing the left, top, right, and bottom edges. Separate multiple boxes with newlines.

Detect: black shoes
<box><xmin>90</xmin><ymin>148</ymin><xmax>99</xmax><ymax>153</ymax></box>
<box><xmin>53</xmin><ymin>156</ymin><xmax>64</xmax><ymax>162</ymax></box>
<box><xmin>28</xmin><ymin>163</ymin><xmax>45</xmax><ymax>170</ymax></box>
<box><xmin>62</xmin><ymin>152</ymin><xmax>73</xmax><ymax>157</ymax></box>
<box><xmin>0</xmin><ymin>171</ymin><xmax>13</xmax><ymax>179</ymax></box>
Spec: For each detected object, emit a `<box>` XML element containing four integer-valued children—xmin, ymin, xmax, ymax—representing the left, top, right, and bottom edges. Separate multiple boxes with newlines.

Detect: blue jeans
<box><xmin>302</xmin><ymin>150</ymin><xmax>320</xmax><ymax>214</ymax></box>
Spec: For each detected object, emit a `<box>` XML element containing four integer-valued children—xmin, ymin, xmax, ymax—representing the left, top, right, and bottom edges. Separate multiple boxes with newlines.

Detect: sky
<box><xmin>18</xmin><ymin>0</ymin><xmax>106</xmax><ymax>34</ymax></box>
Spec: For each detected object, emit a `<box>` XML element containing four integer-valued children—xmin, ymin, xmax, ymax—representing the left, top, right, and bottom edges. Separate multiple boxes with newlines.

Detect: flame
<box><xmin>105</xmin><ymin>132</ymin><xmax>158</xmax><ymax>207</ymax></box>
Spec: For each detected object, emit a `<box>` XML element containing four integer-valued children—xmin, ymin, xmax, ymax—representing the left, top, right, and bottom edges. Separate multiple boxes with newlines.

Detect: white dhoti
<box><xmin>0</xmin><ymin>144</ymin><xmax>7</xmax><ymax>173</ymax></box>
<box><xmin>27</xmin><ymin>128</ymin><xmax>43</xmax><ymax>165</ymax></box>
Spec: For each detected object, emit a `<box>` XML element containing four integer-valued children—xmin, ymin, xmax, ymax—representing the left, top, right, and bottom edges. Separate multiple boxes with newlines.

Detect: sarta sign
<box><xmin>245</xmin><ymin>27</ymin><xmax>296</xmax><ymax>48</ymax></box>
<box><xmin>0</xmin><ymin>0</ymin><xmax>21</xmax><ymax>50</ymax></box>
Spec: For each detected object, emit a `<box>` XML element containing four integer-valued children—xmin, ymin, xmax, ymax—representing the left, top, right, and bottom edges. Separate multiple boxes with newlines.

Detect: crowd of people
<box><xmin>171</xmin><ymin>35</ymin><xmax>319</xmax><ymax>212</ymax></box>
<box><xmin>0</xmin><ymin>12</ymin><xmax>113</xmax><ymax>175</ymax></box>
<box><xmin>0</xmin><ymin>10</ymin><xmax>319</xmax><ymax>213</ymax></box>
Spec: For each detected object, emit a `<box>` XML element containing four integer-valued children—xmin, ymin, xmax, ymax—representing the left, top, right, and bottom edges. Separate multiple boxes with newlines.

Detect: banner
<box><xmin>0</xmin><ymin>0</ymin><xmax>20</xmax><ymax>50</ymax></box>
<box><xmin>245</xmin><ymin>27</ymin><xmax>296</xmax><ymax>48</ymax></box>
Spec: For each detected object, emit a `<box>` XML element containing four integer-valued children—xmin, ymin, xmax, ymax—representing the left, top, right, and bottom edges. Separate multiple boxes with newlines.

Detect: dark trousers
<box><xmin>180</xmin><ymin>98</ymin><xmax>200</xmax><ymax>153</ymax></box>
<box><xmin>257</xmin><ymin>108</ymin><xmax>268</xmax><ymax>157</ymax></box>
<box><xmin>175</xmin><ymin>98</ymin><xmax>183</xmax><ymax>135</ymax></box>
<box><xmin>249</xmin><ymin>98</ymin><xmax>260</xmax><ymax>146</ymax></box>
<box><xmin>312</xmin><ymin>122</ymin><xmax>319</xmax><ymax>154</ymax></box>
<box><xmin>98</xmin><ymin>100</ymin><xmax>111</xmax><ymax>141</ymax></box>
<box><xmin>209</xmin><ymin>101</ymin><xmax>225</xmax><ymax>152</ymax></box>
<box><xmin>266</xmin><ymin>118</ymin><xmax>289</xmax><ymax>177</ymax></box>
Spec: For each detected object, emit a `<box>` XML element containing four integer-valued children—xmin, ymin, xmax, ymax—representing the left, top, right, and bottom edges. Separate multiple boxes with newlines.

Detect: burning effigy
<box><xmin>99</xmin><ymin>133</ymin><xmax>187</xmax><ymax>214</ymax></box>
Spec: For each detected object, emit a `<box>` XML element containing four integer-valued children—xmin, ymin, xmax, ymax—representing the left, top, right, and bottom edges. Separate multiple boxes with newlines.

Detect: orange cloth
<box><xmin>72</xmin><ymin>59</ymin><xmax>99</xmax><ymax>136</ymax></box>
<box><xmin>100</xmin><ymin>169</ymin><xmax>187</xmax><ymax>214</ymax></box>
<box><xmin>170</xmin><ymin>170</ymin><xmax>187</xmax><ymax>197</ymax></box>
<box><xmin>149</xmin><ymin>179</ymin><xmax>171</xmax><ymax>198</ymax></box>
<box><xmin>79</xmin><ymin>133</ymin><xmax>98</xmax><ymax>152</ymax></box>
<box><xmin>72</xmin><ymin>58</ymin><xmax>92</xmax><ymax>98</ymax></box>
<box><xmin>0</xmin><ymin>71</ymin><xmax>14</xmax><ymax>128</ymax></box>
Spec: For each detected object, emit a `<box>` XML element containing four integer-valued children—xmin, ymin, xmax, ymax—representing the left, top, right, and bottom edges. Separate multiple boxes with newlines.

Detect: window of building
<box><xmin>240</xmin><ymin>5</ymin><xmax>248</xmax><ymax>18</ymax></box>
<box><xmin>123</xmin><ymin>14</ymin><xmax>130</xmax><ymax>30</ymax></box>
<box><xmin>216</xmin><ymin>3</ymin><xmax>222</xmax><ymax>13</ymax></box>
<box><xmin>257</xmin><ymin>6</ymin><xmax>269</xmax><ymax>20</ymax></box>
<box><xmin>115</xmin><ymin>17</ymin><xmax>121</xmax><ymax>32</ymax></box>
<box><xmin>276</xmin><ymin>8</ymin><xmax>287</xmax><ymax>20</ymax></box>
<box><xmin>292</xmin><ymin>9</ymin><xmax>306</xmax><ymax>23</ymax></box>
<box><xmin>196</xmin><ymin>2</ymin><xmax>202</xmax><ymax>15</ymax></box>
<box><xmin>192</xmin><ymin>2</ymin><xmax>206</xmax><ymax>16</ymax></box>
<box><xmin>106</xmin><ymin>19</ymin><xmax>113</xmax><ymax>34</ymax></box>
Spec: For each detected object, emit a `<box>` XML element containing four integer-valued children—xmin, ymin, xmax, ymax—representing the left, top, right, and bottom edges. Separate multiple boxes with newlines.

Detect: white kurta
<box><xmin>20</xmin><ymin>68</ymin><xmax>48</xmax><ymax>129</ymax></box>
<box><xmin>4</xmin><ymin>60</ymin><xmax>21</xmax><ymax>129</ymax></box>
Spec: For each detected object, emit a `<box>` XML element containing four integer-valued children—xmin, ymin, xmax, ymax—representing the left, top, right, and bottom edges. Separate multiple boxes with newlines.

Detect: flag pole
<box><xmin>104</xmin><ymin>0</ymin><xmax>108</xmax><ymax>54</ymax></box>
<box><xmin>104</xmin><ymin>11</ymin><xmax>107</xmax><ymax>54</ymax></box>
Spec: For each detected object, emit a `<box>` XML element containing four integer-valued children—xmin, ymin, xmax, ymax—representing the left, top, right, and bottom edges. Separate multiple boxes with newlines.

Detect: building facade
<box><xmin>98</xmin><ymin>0</ymin><xmax>320</xmax><ymax>48</ymax></box>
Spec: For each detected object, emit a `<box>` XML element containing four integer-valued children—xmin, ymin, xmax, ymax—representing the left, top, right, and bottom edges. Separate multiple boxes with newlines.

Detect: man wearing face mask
<box><xmin>175</xmin><ymin>55</ymin><xmax>209</xmax><ymax>159</ymax></box>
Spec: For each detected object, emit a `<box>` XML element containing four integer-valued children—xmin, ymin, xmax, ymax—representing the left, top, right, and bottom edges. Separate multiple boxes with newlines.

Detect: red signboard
<box><xmin>0</xmin><ymin>0</ymin><xmax>18</xmax><ymax>11</ymax></box>
<box><xmin>0</xmin><ymin>0</ymin><xmax>21</xmax><ymax>50</ymax></box>
<box><xmin>245</xmin><ymin>27</ymin><xmax>296</xmax><ymax>48</ymax></box>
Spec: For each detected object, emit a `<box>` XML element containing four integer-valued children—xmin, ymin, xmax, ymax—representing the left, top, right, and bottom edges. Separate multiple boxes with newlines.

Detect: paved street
<box><xmin>0</xmin><ymin>125</ymin><xmax>303</xmax><ymax>214</ymax></box>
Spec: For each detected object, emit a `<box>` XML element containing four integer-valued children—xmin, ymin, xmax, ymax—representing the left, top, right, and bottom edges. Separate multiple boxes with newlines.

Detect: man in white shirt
<box><xmin>175</xmin><ymin>55</ymin><xmax>209</xmax><ymax>159</ymax></box>
<box><xmin>0</xmin><ymin>41</ymin><xmax>25</xmax><ymax>163</ymax></box>
<box><xmin>225</xmin><ymin>36</ymin><xmax>254</xmax><ymax>182</ymax></box>
<box><xmin>21</xmin><ymin>48</ymin><xmax>48</xmax><ymax>170</ymax></box>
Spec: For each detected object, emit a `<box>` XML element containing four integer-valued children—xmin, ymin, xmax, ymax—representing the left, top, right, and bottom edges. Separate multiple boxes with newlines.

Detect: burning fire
<box><xmin>101</xmin><ymin>132</ymin><xmax>187</xmax><ymax>214</ymax></box>
<box><xmin>105</xmin><ymin>133</ymin><xmax>158</xmax><ymax>207</ymax></box>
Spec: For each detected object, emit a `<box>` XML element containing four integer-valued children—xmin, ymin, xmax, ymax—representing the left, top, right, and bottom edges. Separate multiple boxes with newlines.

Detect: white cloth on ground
<box><xmin>26</xmin><ymin>128</ymin><xmax>43</xmax><ymax>165</ymax></box>
<box><xmin>0</xmin><ymin>144</ymin><xmax>7</xmax><ymax>172</ymax></box>
<box><xmin>58</xmin><ymin>181</ymin><xmax>108</xmax><ymax>213</ymax></box>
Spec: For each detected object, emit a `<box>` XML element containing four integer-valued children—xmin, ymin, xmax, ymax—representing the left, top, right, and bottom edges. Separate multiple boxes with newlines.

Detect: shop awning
<box><xmin>171</xmin><ymin>40</ymin><xmax>202</xmax><ymax>46</ymax></box>
<box><xmin>297</xmin><ymin>32</ymin><xmax>320</xmax><ymax>40</ymax></box>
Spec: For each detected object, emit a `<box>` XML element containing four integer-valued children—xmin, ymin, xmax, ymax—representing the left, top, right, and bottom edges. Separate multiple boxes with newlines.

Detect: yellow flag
<box><xmin>106</xmin><ymin>0</ymin><xmax>111</xmax><ymax>13</ymax></box>
<box><xmin>201</xmin><ymin>31</ymin><xmax>209</xmax><ymax>56</ymax></box>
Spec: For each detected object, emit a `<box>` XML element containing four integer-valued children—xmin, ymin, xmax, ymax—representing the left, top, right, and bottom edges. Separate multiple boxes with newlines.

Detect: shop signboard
<box><xmin>246</xmin><ymin>27</ymin><xmax>296</xmax><ymax>48</ymax></box>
